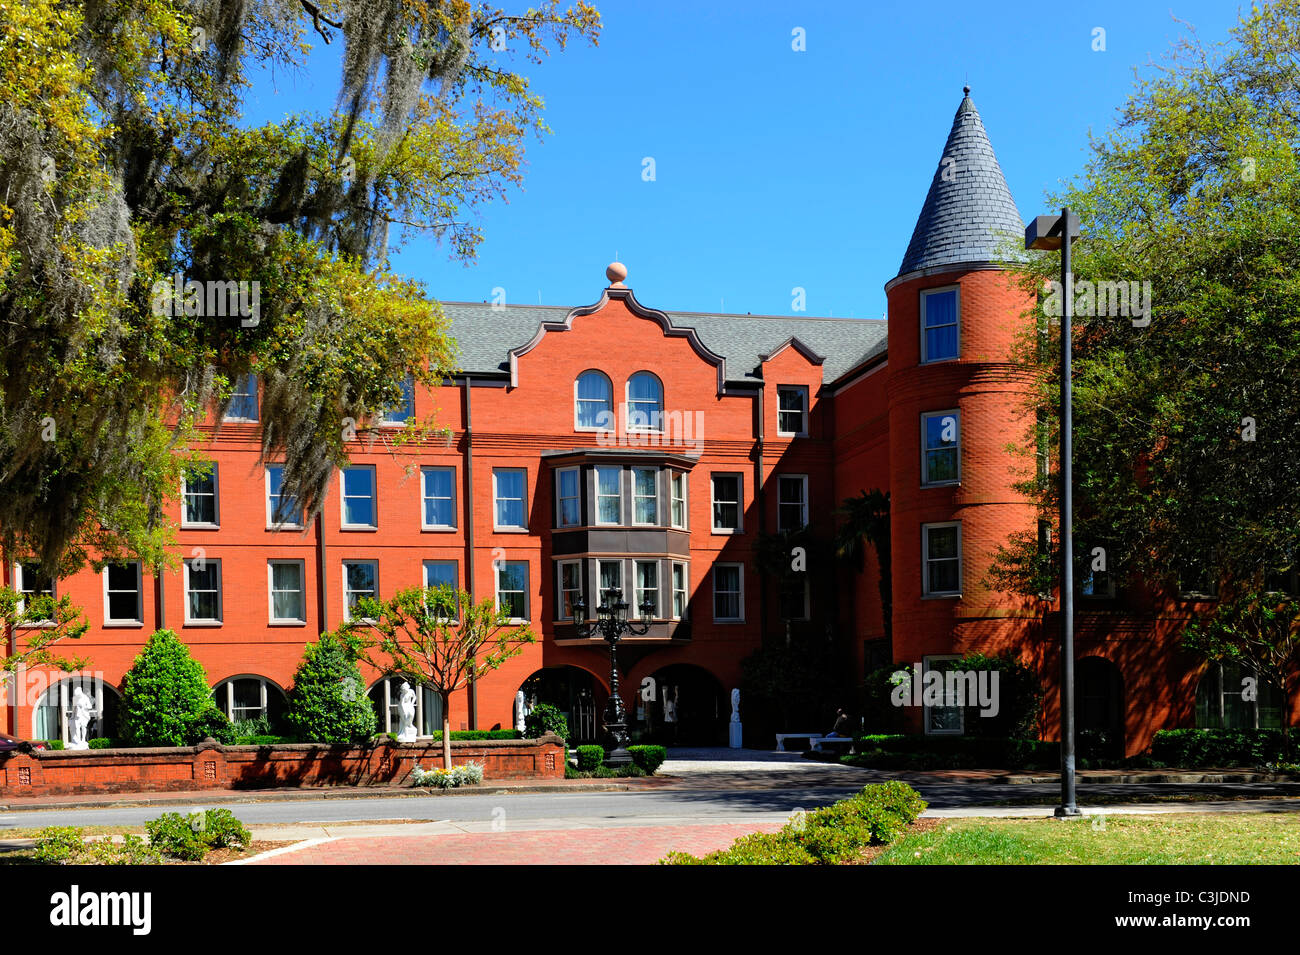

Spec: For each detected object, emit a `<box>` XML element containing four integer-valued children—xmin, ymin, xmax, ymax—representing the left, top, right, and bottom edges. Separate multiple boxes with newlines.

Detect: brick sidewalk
<box><xmin>249</xmin><ymin>822</ymin><xmax>784</xmax><ymax>865</ymax></box>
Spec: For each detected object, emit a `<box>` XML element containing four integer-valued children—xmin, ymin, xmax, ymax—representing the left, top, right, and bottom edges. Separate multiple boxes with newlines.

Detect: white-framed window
<box><xmin>182</xmin><ymin>464</ymin><xmax>219</xmax><ymax>527</ymax></box>
<box><xmin>14</xmin><ymin>562</ymin><xmax>55</xmax><ymax>624</ymax></box>
<box><xmin>340</xmin><ymin>466</ymin><xmax>377</xmax><ymax>529</ymax></box>
<box><xmin>421</xmin><ymin>466</ymin><xmax>456</xmax><ymax>530</ymax></box>
<box><xmin>495</xmin><ymin>560</ymin><xmax>529</xmax><ymax>622</ymax></box>
<box><xmin>595</xmin><ymin>466</ymin><xmax>622</xmax><ymax>525</ymax></box>
<box><xmin>575</xmin><ymin>370</ymin><xmax>614</xmax><ymax>430</ymax></box>
<box><xmin>713</xmin><ymin>563</ymin><xmax>744</xmax><ymax>622</ymax></box>
<box><xmin>380</xmin><ymin>373</ymin><xmax>416</xmax><ymax>425</ymax></box>
<box><xmin>556</xmin><ymin>467</ymin><xmax>581</xmax><ymax>527</ymax></box>
<box><xmin>671</xmin><ymin>562</ymin><xmax>689</xmax><ymax>620</ymax></box>
<box><xmin>224</xmin><ymin>373</ymin><xmax>259</xmax><ymax>422</ymax></box>
<box><xmin>214</xmin><ymin>676</ymin><xmax>284</xmax><ymax>724</ymax></box>
<box><xmin>184</xmin><ymin>558</ymin><xmax>222</xmax><ymax>625</ymax></box>
<box><xmin>423</xmin><ymin>560</ymin><xmax>459</xmax><ymax>619</ymax></box>
<box><xmin>370</xmin><ymin>677</ymin><xmax>443</xmax><ymax>737</ymax></box>
<box><xmin>598</xmin><ymin>559</ymin><xmax>624</xmax><ymax>601</ymax></box>
<box><xmin>920</xmin><ymin>286</ymin><xmax>959</xmax><ymax>363</ymax></box>
<box><xmin>633</xmin><ymin>467</ymin><xmax>658</xmax><ymax>525</ymax></box>
<box><xmin>711</xmin><ymin>473</ymin><xmax>743</xmax><ymax>533</ymax></box>
<box><xmin>266</xmin><ymin>465</ymin><xmax>304</xmax><ymax>528</ymax></box>
<box><xmin>779</xmin><ymin>575</ymin><xmax>810</xmax><ymax>621</ymax></box>
<box><xmin>777</xmin><ymin>474</ymin><xmax>809</xmax><ymax>531</ymax></box>
<box><xmin>777</xmin><ymin>385</ymin><xmax>809</xmax><ymax>437</ymax></box>
<box><xmin>923</xmin><ymin>655</ymin><xmax>964</xmax><ymax>735</ymax></box>
<box><xmin>626</xmin><ymin>371</ymin><xmax>663</xmax><ymax>431</ymax></box>
<box><xmin>558</xmin><ymin>560</ymin><xmax>583</xmax><ymax>620</ymax></box>
<box><xmin>268</xmin><ymin>559</ymin><xmax>306</xmax><ymax>624</ymax></box>
<box><xmin>492</xmin><ymin>468</ymin><xmax>527</xmax><ymax>530</ymax></box>
<box><xmin>634</xmin><ymin>560</ymin><xmax>659</xmax><ymax>618</ymax></box>
<box><xmin>921</xmin><ymin>410</ymin><xmax>961</xmax><ymax>486</ymax></box>
<box><xmin>922</xmin><ymin>522</ymin><xmax>962</xmax><ymax>597</ymax></box>
<box><xmin>103</xmin><ymin>562</ymin><xmax>143</xmax><ymax>626</ymax></box>
<box><xmin>670</xmin><ymin>471</ymin><xmax>688</xmax><ymax>529</ymax></box>
<box><xmin>342</xmin><ymin>560</ymin><xmax>378</xmax><ymax>622</ymax></box>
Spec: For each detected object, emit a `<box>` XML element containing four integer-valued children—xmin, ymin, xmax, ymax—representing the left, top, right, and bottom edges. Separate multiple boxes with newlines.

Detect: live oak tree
<box><xmin>350</xmin><ymin>585</ymin><xmax>536</xmax><ymax>769</ymax></box>
<box><xmin>0</xmin><ymin>0</ymin><xmax>601</xmax><ymax>575</ymax></box>
<box><xmin>987</xmin><ymin>2</ymin><xmax>1300</xmax><ymax>732</ymax></box>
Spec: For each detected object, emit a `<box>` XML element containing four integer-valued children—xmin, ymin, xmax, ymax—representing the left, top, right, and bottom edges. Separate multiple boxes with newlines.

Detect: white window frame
<box><xmin>557</xmin><ymin>559</ymin><xmax>583</xmax><ymax>621</ymax></box>
<box><xmin>597</xmin><ymin>559</ymin><xmax>624</xmax><ymax>603</ymax></box>
<box><xmin>181</xmin><ymin>464</ymin><xmax>220</xmax><ymax>529</ymax></box>
<box><xmin>711</xmin><ymin>473</ymin><xmax>744</xmax><ymax>534</ymax></box>
<box><xmin>265</xmin><ymin>465</ymin><xmax>304</xmax><ymax>530</ymax></box>
<box><xmin>340</xmin><ymin>465</ymin><xmax>378</xmax><ymax>530</ymax></box>
<box><xmin>215</xmin><ymin>676</ymin><xmax>275</xmax><ymax>723</ymax></box>
<box><xmin>342</xmin><ymin>560</ymin><xmax>379</xmax><ymax>623</ymax></box>
<box><xmin>776</xmin><ymin>474</ymin><xmax>809</xmax><ymax>531</ymax></box>
<box><xmin>595</xmin><ymin>466</ymin><xmax>622</xmax><ymax>526</ymax></box>
<box><xmin>420</xmin><ymin>466</ymin><xmax>457</xmax><ymax>531</ymax></box>
<box><xmin>267</xmin><ymin>559</ymin><xmax>307</xmax><ymax>625</ymax></box>
<box><xmin>492</xmin><ymin>468</ymin><xmax>528</xmax><ymax>532</ymax></box>
<box><xmin>422</xmin><ymin>560</ymin><xmax>459</xmax><ymax>621</ymax></box>
<box><xmin>632</xmin><ymin>467</ymin><xmax>659</xmax><ymax>526</ymax></box>
<box><xmin>634</xmin><ymin>559</ymin><xmax>660</xmax><ymax>619</ymax></box>
<box><xmin>14</xmin><ymin>562</ymin><xmax>56</xmax><ymax>626</ymax></box>
<box><xmin>626</xmin><ymin>371</ymin><xmax>664</xmax><ymax>433</ymax></box>
<box><xmin>102</xmin><ymin>561</ymin><xmax>143</xmax><ymax>627</ymax></box>
<box><xmin>712</xmin><ymin>562</ymin><xmax>744</xmax><ymax>623</ymax></box>
<box><xmin>776</xmin><ymin>385</ymin><xmax>809</xmax><ymax>437</ymax></box>
<box><xmin>379</xmin><ymin>373</ymin><xmax>416</xmax><ymax>426</ymax></box>
<box><xmin>556</xmin><ymin>467</ymin><xmax>581</xmax><ymax>528</ymax></box>
<box><xmin>921</xmin><ymin>410</ymin><xmax>962</xmax><ymax>487</ymax></box>
<box><xmin>920</xmin><ymin>285</ymin><xmax>960</xmax><ymax>364</ymax></box>
<box><xmin>224</xmin><ymin>373</ymin><xmax>259</xmax><ymax>422</ymax></box>
<box><xmin>923</xmin><ymin>654</ymin><xmax>965</xmax><ymax>736</ymax></box>
<box><xmin>670</xmin><ymin>471</ymin><xmax>688</xmax><ymax>529</ymax></box>
<box><xmin>574</xmin><ymin>370</ymin><xmax>614</xmax><ymax>432</ymax></box>
<box><xmin>671</xmin><ymin>561</ymin><xmax>689</xmax><ymax>620</ymax></box>
<box><xmin>921</xmin><ymin>522</ymin><xmax>962</xmax><ymax>598</ymax></box>
<box><xmin>495</xmin><ymin>560</ymin><xmax>530</xmax><ymax>623</ymax></box>
<box><xmin>183</xmin><ymin>558</ymin><xmax>223</xmax><ymax>626</ymax></box>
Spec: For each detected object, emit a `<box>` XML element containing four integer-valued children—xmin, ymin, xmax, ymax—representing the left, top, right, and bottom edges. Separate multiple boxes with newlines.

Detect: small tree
<box><xmin>351</xmin><ymin>586</ymin><xmax>536</xmax><ymax>769</ymax></box>
<box><xmin>0</xmin><ymin>586</ymin><xmax>90</xmax><ymax>673</ymax></box>
<box><xmin>284</xmin><ymin>631</ymin><xmax>377</xmax><ymax>744</ymax></box>
<box><xmin>1182</xmin><ymin>591</ymin><xmax>1300</xmax><ymax>756</ymax></box>
<box><xmin>834</xmin><ymin>490</ymin><xmax>892</xmax><ymax>644</ymax></box>
<box><xmin>120</xmin><ymin>630</ymin><xmax>230</xmax><ymax>746</ymax></box>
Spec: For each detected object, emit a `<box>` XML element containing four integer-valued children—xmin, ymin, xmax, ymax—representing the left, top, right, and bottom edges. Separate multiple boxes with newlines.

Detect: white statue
<box><xmin>730</xmin><ymin>688</ymin><xmax>740</xmax><ymax>723</ymax></box>
<box><xmin>396</xmin><ymin>681</ymin><xmax>417</xmax><ymax>742</ymax></box>
<box><xmin>663</xmin><ymin>687</ymin><xmax>676</xmax><ymax>724</ymax></box>
<box><xmin>68</xmin><ymin>685</ymin><xmax>94</xmax><ymax>750</ymax></box>
<box><xmin>729</xmin><ymin>686</ymin><xmax>743</xmax><ymax>749</ymax></box>
<box><xmin>515</xmin><ymin>690</ymin><xmax>527</xmax><ymax>733</ymax></box>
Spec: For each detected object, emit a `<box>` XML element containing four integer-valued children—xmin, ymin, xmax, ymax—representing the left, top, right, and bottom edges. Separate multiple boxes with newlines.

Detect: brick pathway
<box><xmin>249</xmin><ymin>822</ymin><xmax>784</xmax><ymax>865</ymax></box>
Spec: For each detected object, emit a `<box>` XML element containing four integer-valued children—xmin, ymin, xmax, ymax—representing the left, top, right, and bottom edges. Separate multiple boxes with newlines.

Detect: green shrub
<box><xmin>87</xmin><ymin>738</ymin><xmax>115</xmax><ymax>749</ymax></box>
<box><xmin>627</xmin><ymin>744</ymin><xmax>667</xmax><ymax>775</ymax></box>
<box><xmin>426</xmin><ymin>729</ymin><xmax>522</xmax><ymax>741</ymax></box>
<box><xmin>284</xmin><ymin>632</ymin><xmax>377</xmax><ymax>745</ymax></box>
<box><xmin>411</xmin><ymin>761</ymin><xmax>485</xmax><ymax>788</ymax></box>
<box><xmin>120</xmin><ymin>630</ymin><xmax>231</xmax><ymax>746</ymax></box>
<box><xmin>203</xmin><ymin>808</ymin><xmax>252</xmax><ymax>849</ymax></box>
<box><xmin>145</xmin><ymin>808</ymin><xmax>251</xmax><ymax>860</ymax></box>
<box><xmin>844</xmin><ymin>735</ymin><xmax>1059</xmax><ymax>770</ymax></box>
<box><xmin>81</xmin><ymin>834</ymin><xmax>161</xmax><ymax>865</ymax></box>
<box><xmin>664</xmin><ymin>832</ymin><xmax>816</xmax><ymax>866</ymax></box>
<box><xmin>41</xmin><ymin>739</ymin><xmax>65</xmax><ymax>751</ymax></box>
<box><xmin>234</xmin><ymin>735</ymin><xmax>288</xmax><ymax>746</ymax></box>
<box><xmin>231</xmin><ymin>715</ymin><xmax>273</xmax><ymax>739</ymax></box>
<box><xmin>576</xmin><ymin>744</ymin><xmax>604</xmax><ymax>771</ymax></box>
<box><xmin>1149</xmin><ymin>729</ymin><xmax>1289</xmax><ymax>767</ymax></box>
<box><xmin>524</xmin><ymin>702</ymin><xmax>569</xmax><ymax>741</ymax></box>
<box><xmin>34</xmin><ymin>827</ymin><xmax>85</xmax><ymax>863</ymax></box>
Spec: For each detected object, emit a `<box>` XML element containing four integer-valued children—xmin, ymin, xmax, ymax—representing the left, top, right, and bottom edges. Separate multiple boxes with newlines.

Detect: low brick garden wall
<box><xmin>0</xmin><ymin>734</ymin><xmax>566</xmax><ymax>797</ymax></box>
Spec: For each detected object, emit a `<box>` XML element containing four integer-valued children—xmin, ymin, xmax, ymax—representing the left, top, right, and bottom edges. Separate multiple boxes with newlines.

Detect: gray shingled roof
<box><xmin>897</xmin><ymin>91</ymin><xmax>1024</xmax><ymax>277</ymax></box>
<box><xmin>440</xmin><ymin>302</ymin><xmax>886</xmax><ymax>386</ymax></box>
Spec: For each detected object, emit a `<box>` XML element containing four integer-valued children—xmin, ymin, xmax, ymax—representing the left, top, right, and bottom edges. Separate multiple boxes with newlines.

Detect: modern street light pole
<box><xmin>1025</xmin><ymin>207</ymin><xmax>1083</xmax><ymax>818</ymax></box>
<box><xmin>572</xmin><ymin>587</ymin><xmax>653</xmax><ymax>766</ymax></box>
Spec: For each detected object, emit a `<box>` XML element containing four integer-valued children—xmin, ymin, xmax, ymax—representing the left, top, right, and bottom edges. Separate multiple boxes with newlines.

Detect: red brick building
<box><xmin>4</xmin><ymin>91</ymin><xmax>1286</xmax><ymax>756</ymax></box>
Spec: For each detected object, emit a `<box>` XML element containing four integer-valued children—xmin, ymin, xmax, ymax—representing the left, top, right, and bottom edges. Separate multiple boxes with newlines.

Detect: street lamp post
<box><xmin>572</xmin><ymin>587</ymin><xmax>653</xmax><ymax>766</ymax></box>
<box><xmin>1025</xmin><ymin>207</ymin><xmax>1083</xmax><ymax>818</ymax></box>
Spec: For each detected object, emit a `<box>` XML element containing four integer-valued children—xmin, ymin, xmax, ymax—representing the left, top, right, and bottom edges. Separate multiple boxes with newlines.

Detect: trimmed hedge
<box><xmin>664</xmin><ymin>780</ymin><xmax>926</xmax><ymax>865</ymax></box>
<box><xmin>844</xmin><ymin>735</ymin><xmax>1058</xmax><ymax>770</ymax></box>
<box><xmin>119</xmin><ymin>630</ymin><xmax>234</xmax><ymax>746</ymax></box>
<box><xmin>628</xmin><ymin>744</ymin><xmax>667</xmax><ymax>775</ymax></box>
<box><xmin>1149</xmin><ymin>729</ymin><xmax>1291</xmax><ymax>767</ymax></box>
<box><xmin>87</xmin><ymin>738</ymin><xmax>115</xmax><ymax>749</ymax></box>
<box><xmin>429</xmin><ymin>730</ymin><xmax>522</xmax><ymax>741</ymax></box>
<box><xmin>576</xmin><ymin>745</ymin><xmax>604</xmax><ymax>771</ymax></box>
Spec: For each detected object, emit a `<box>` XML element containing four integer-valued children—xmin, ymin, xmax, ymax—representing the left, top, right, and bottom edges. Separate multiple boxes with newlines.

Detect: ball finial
<box><xmin>606</xmin><ymin>261</ymin><xmax>628</xmax><ymax>287</ymax></box>
<box><xmin>963</xmin><ymin>84</ymin><xmax>970</xmax><ymax>96</ymax></box>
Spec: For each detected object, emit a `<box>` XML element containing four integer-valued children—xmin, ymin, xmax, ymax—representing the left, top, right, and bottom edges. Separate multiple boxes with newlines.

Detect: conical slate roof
<box><xmin>897</xmin><ymin>89</ymin><xmax>1023</xmax><ymax>277</ymax></box>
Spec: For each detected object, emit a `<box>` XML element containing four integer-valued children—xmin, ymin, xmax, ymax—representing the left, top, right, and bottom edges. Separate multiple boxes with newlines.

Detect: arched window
<box><xmin>212</xmin><ymin>675</ymin><xmax>287</xmax><ymax>730</ymax></box>
<box><xmin>627</xmin><ymin>372</ymin><xmax>663</xmax><ymax>431</ymax></box>
<box><xmin>1195</xmin><ymin>662</ymin><xmax>1282</xmax><ymax>729</ymax></box>
<box><xmin>574</xmin><ymin>371</ymin><xmax>613</xmax><ymax>430</ymax></box>
<box><xmin>33</xmin><ymin>677</ymin><xmax>119</xmax><ymax>744</ymax></box>
<box><xmin>369</xmin><ymin>677</ymin><xmax>445</xmax><ymax>737</ymax></box>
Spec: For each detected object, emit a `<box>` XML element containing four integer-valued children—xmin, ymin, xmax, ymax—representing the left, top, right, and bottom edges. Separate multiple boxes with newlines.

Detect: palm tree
<box><xmin>834</xmin><ymin>489</ymin><xmax>891</xmax><ymax>643</ymax></box>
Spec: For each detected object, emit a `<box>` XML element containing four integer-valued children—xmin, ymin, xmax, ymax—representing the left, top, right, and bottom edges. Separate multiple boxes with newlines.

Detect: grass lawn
<box><xmin>875</xmin><ymin>813</ymin><xmax>1300</xmax><ymax>864</ymax></box>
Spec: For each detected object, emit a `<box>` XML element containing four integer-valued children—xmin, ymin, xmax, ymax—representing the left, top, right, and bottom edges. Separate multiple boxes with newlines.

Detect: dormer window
<box><xmin>575</xmin><ymin>370</ymin><xmax>613</xmax><ymax>430</ymax></box>
<box><xmin>627</xmin><ymin>372</ymin><xmax>663</xmax><ymax>431</ymax></box>
<box><xmin>920</xmin><ymin>287</ymin><xmax>959</xmax><ymax>363</ymax></box>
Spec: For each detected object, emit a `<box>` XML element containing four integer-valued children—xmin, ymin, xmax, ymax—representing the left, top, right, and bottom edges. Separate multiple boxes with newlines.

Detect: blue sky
<box><xmin>244</xmin><ymin>0</ymin><xmax>1245</xmax><ymax>321</ymax></box>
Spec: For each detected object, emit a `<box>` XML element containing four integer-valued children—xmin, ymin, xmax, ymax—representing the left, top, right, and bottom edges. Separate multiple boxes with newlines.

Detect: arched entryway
<box><xmin>638</xmin><ymin>664</ymin><xmax>728</xmax><ymax>747</ymax></box>
<box><xmin>212</xmin><ymin>675</ymin><xmax>288</xmax><ymax>734</ymax></box>
<box><xmin>33</xmin><ymin>676</ymin><xmax>120</xmax><ymax>745</ymax></box>
<box><xmin>519</xmin><ymin>666</ymin><xmax>605</xmax><ymax>744</ymax></box>
<box><xmin>1076</xmin><ymin>656</ymin><xmax>1125</xmax><ymax>759</ymax></box>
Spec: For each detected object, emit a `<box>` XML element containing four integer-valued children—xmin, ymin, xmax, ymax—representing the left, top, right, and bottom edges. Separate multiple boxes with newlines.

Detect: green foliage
<box><xmin>33</xmin><ymin>827</ymin><xmax>85</xmax><ymax>863</ymax></box>
<box><xmin>835</xmin><ymin>489</ymin><xmax>892</xmax><ymax>642</ymax></box>
<box><xmin>145</xmin><ymin>808</ymin><xmax>251</xmax><ymax>861</ymax></box>
<box><xmin>575</xmin><ymin>744</ymin><xmax>604</xmax><ymax>771</ymax></box>
<box><xmin>410</xmin><ymin>761</ymin><xmax>484</xmax><ymax>788</ymax></box>
<box><xmin>285</xmin><ymin>631</ymin><xmax>377</xmax><ymax>745</ymax></box>
<box><xmin>843</xmin><ymin>734</ymin><xmax>1060</xmax><ymax>771</ymax></box>
<box><xmin>740</xmin><ymin>639</ymin><xmax>850</xmax><ymax>747</ymax></box>
<box><xmin>41</xmin><ymin>740</ymin><xmax>65</xmax><ymax>751</ymax></box>
<box><xmin>234</xmin><ymin>735</ymin><xmax>289</xmax><ymax>746</ymax></box>
<box><xmin>231</xmin><ymin>715</ymin><xmax>273</xmax><ymax>739</ymax></box>
<box><xmin>431</xmin><ymin>729</ymin><xmax>522</xmax><ymax>741</ymax></box>
<box><xmin>119</xmin><ymin>630</ymin><xmax>229</xmax><ymax>746</ymax></box>
<box><xmin>524</xmin><ymin>702</ymin><xmax>570</xmax><ymax>741</ymax></box>
<box><xmin>627</xmin><ymin>744</ymin><xmax>666</xmax><ymax>775</ymax></box>
<box><xmin>1149</xmin><ymin>729</ymin><xmax>1290</xmax><ymax>767</ymax></box>
<box><xmin>34</xmin><ymin>826</ymin><xmax>162</xmax><ymax>865</ymax></box>
<box><xmin>0</xmin><ymin>586</ymin><xmax>90</xmax><ymax>673</ymax></box>
<box><xmin>86</xmin><ymin>738</ymin><xmax>114</xmax><ymax>749</ymax></box>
